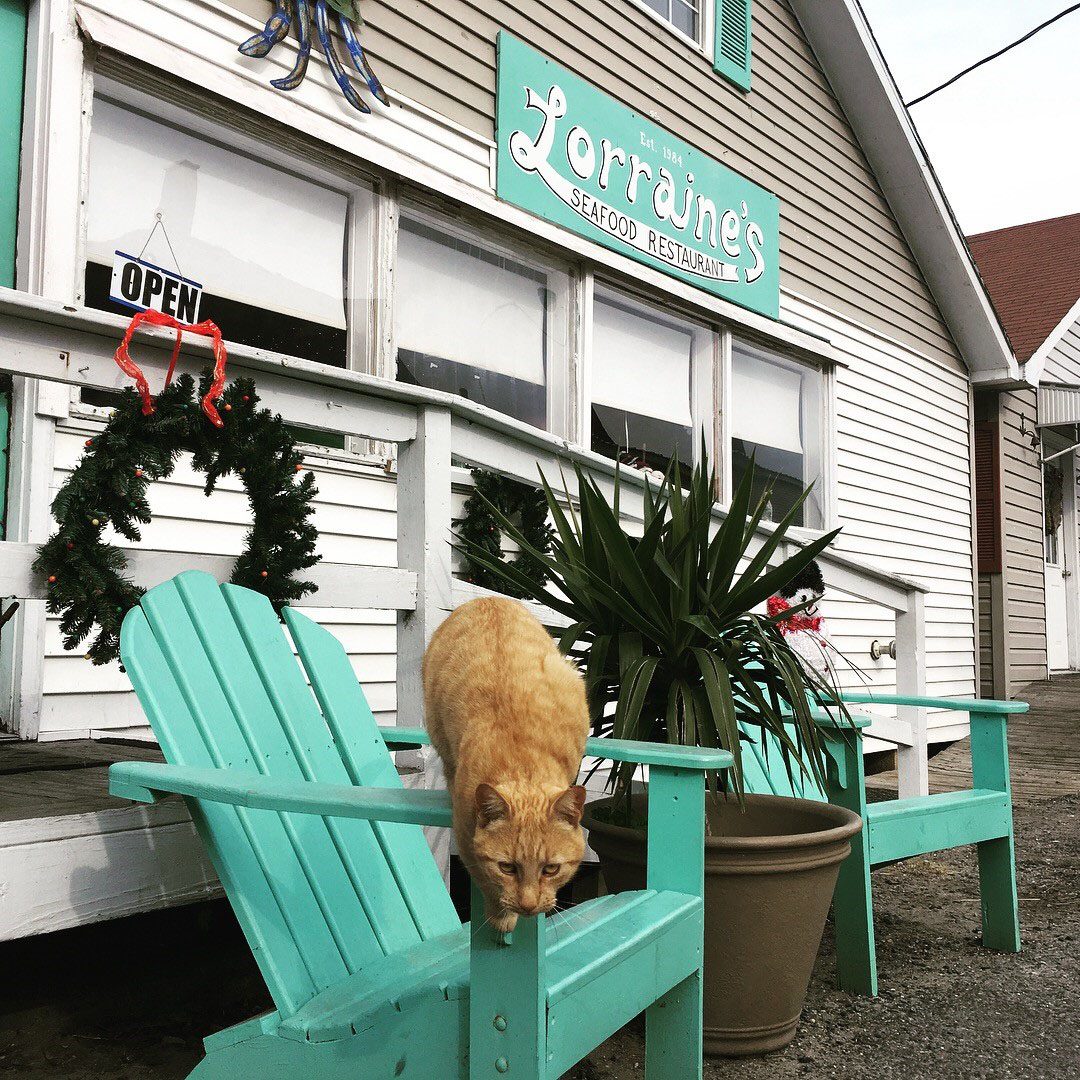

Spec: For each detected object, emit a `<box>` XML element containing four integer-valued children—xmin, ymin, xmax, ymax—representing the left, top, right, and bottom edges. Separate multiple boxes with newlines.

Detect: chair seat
<box><xmin>280</xmin><ymin>889</ymin><xmax>702</xmax><ymax>1045</ymax></box>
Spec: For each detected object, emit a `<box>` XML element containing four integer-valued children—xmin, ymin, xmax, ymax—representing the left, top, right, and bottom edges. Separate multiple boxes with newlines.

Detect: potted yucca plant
<box><xmin>458</xmin><ymin>450</ymin><xmax>862</xmax><ymax>1056</ymax></box>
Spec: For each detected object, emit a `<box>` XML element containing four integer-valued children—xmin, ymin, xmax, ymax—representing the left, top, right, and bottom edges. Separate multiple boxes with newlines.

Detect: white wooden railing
<box><xmin>0</xmin><ymin>288</ymin><xmax>931</xmax><ymax>796</ymax></box>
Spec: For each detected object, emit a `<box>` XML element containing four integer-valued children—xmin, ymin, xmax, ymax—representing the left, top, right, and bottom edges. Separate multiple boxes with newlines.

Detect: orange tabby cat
<box><xmin>423</xmin><ymin>596</ymin><xmax>589</xmax><ymax>933</ymax></box>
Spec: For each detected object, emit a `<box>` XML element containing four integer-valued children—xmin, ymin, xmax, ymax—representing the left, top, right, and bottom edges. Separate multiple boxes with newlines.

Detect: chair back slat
<box><xmin>121</xmin><ymin>609</ymin><xmax>319</xmax><ymax>1016</ymax></box>
<box><xmin>120</xmin><ymin>571</ymin><xmax>457</xmax><ymax>1017</ymax></box>
<box><xmin>283</xmin><ymin>607</ymin><xmax>459</xmax><ymax>940</ymax></box>
<box><xmin>737</xmin><ymin>721</ymin><xmax>826</xmax><ymax>801</ymax></box>
<box><xmin>221</xmin><ymin>582</ymin><xmax>445</xmax><ymax>952</ymax></box>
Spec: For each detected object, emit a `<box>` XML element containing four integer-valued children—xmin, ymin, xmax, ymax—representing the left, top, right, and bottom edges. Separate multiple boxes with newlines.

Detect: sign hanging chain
<box><xmin>136</xmin><ymin>213</ymin><xmax>187</xmax><ymax>282</ymax></box>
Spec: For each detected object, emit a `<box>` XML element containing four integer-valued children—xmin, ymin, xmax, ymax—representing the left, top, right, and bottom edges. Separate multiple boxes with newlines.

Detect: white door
<box><xmin>1044</xmin><ymin>452</ymin><xmax>1070</xmax><ymax>671</ymax></box>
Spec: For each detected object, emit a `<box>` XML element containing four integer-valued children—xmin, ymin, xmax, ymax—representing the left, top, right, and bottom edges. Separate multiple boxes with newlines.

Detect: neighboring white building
<box><xmin>969</xmin><ymin>213</ymin><xmax>1080</xmax><ymax>695</ymax></box>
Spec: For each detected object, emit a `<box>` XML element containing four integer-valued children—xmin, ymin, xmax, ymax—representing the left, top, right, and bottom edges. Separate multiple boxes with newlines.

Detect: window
<box><xmin>83</xmin><ymin>99</ymin><xmax>363</xmax><ymax>446</ymax></box>
<box><xmin>641</xmin><ymin>0</ymin><xmax>702</xmax><ymax>42</ymax></box>
<box><xmin>84</xmin><ymin>99</ymin><xmax>353</xmax><ymax>368</ymax></box>
<box><xmin>591</xmin><ymin>289</ymin><xmax>711</xmax><ymax>482</ymax></box>
<box><xmin>730</xmin><ymin>342</ymin><xmax>823</xmax><ymax>528</ymax></box>
<box><xmin>394</xmin><ymin>214</ymin><xmax>568</xmax><ymax>432</ymax></box>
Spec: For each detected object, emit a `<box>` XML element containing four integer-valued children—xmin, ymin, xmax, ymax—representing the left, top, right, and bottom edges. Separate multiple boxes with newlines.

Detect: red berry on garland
<box><xmin>47</xmin><ymin>575</ymin><xmax>56</xmax><ymax>583</ymax></box>
<box><xmin>85</xmin><ymin>439</ymin><xmax>92</xmax><ymax>447</ymax></box>
<box><xmin>135</xmin><ymin>469</ymin><xmax>143</xmax><ymax>478</ymax></box>
<box><xmin>66</xmin><ymin>542</ymin><xmax>74</xmax><ymax>550</ymax></box>
<box><xmin>260</xmin><ymin>570</ymin><xmax>268</xmax><ymax>578</ymax></box>
<box><xmin>242</xmin><ymin>395</ymin><xmax>250</xmax><ymax>402</ymax></box>
<box><xmin>224</xmin><ymin>403</ymin><xmax>232</xmax><ymax>412</ymax></box>
<box><xmin>295</xmin><ymin>464</ymin><xmax>304</xmax><ymax>472</ymax></box>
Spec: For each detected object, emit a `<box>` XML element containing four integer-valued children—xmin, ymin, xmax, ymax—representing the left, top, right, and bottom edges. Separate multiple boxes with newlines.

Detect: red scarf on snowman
<box><xmin>766</xmin><ymin>595</ymin><xmax>823</xmax><ymax>635</ymax></box>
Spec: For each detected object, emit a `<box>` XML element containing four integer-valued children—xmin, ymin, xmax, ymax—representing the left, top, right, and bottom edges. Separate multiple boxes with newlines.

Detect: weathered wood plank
<box><xmin>0</xmin><ymin>802</ymin><xmax>221</xmax><ymax>940</ymax></box>
<box><xmin>865</xmin><ymin>673</ymin><xmax>1080</xmax><ymax>806</ymax></box>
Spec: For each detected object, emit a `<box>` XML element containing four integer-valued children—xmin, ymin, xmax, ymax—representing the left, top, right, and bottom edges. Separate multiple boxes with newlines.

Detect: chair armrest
<box><xmin>584</xmin><ymin>737</ymin><xmax>732</xmax><ymax>771</ymax></box>
<box><xmin>808</xmin><ymin>708</ymin><xmax>871</xmax><ymax>730</ymax></box>
<box><xmin>109</xmin><ymin>761</ymin><xmax>453</xmax><ymax>827</ymax></box>
<box><xmin>837</xmin><ymin>693</ymin><xmax>1027</xmax><ymax>715</ymax></box>
<box><xmin>378</xmin><ymin>725</ymin><xmax>431</xmax><ymax>750</ymax></box>
<box><xmin>378</xmin><ymin>726</ymin><xmax>732</xmax><ymax>771</ymax></box>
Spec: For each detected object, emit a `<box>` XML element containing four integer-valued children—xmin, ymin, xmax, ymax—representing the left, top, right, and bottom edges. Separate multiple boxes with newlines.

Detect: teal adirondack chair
<box><xmin>108</xmin><ymin>571</ymin><xmax>731</xmax><ymax>1080</ymax></box>
<box><xmin>737</xmin><ymin>689</ymin><xmax>1026</xmax><ymax>997</ymax></box>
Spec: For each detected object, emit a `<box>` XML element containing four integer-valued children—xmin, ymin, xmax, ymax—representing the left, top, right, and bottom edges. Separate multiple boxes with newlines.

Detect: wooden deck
<box><xmin>866</xmin><ymin>674</ymin><xmax>1080</xmax><ymax>806</ymax></box>
<box><xmin>0</xmin><ymin>739</ymin><xmax>164</xmax><ymax>822</ymax></box>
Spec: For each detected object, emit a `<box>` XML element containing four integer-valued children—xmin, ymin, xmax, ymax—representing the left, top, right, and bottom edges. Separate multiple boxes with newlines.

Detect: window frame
<box><xmin>392</xmin><ymin>195</ymin><xmax>575</xmax><ymax>440</ymax></box>
<box><xmin>627</xmin><ymin>0</ymin><xmax>715</xmax><ymax>59</ymax></box>
<box><xmin>721</xmin><ymin>333</ymin><xmax>834</xmax><ymax>533</ymax></box>
<box><xmin>73</xmin><ymin>81</ymin><xmax>380</xmax><ymax>457</ymax></box>
<box><xmin>588</xmin><ymin>277</ymin><xmax>719</xmax><ymax>477</ymax></box>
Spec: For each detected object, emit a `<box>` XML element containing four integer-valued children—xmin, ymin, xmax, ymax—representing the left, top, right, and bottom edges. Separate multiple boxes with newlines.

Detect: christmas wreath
<box><xmin>457</xmin><ymin>470</ymin><xmax>553</xmax><ymax>597</ymax></box>
<box><xmin>33</xmin><ymin>311</ymin><xmax>320</xmax><ymax>666</ymax></box>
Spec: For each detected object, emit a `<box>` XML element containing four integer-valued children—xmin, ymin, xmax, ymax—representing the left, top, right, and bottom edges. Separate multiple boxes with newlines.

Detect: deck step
<box><xmin>867</xmin><ymin>788</ymin><xmax>1011</xmax><ymax>865</ymax></box>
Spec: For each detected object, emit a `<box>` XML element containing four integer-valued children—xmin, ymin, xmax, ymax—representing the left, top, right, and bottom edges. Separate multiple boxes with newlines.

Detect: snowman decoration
<box><xmin>766</xmin><ymin>559</ymin><xmax>831</xmax><ymax>677</ymax></box>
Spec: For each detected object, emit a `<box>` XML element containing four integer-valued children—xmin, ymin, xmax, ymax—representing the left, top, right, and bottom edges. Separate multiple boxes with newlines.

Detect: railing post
<box><xmin>894</xmin><ymin>589</ymin><xmax>929</xmax><ymax>797</ymax></box>
<box><xmin>395</xmin><ymin>406</ymin><xmax>454</xmax><ymax>872</ymax></box>
<box><xmin>396</xmin><ymin>405</ymin><xmax>454</xmax><ymax>729</ymax></box>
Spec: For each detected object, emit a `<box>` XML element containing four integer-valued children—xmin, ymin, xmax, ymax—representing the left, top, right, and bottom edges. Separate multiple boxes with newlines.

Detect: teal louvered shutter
<box><xmin>714</xmin><ymin>0</ymin><xmax>752</xmax><ymax>91</ymax></box>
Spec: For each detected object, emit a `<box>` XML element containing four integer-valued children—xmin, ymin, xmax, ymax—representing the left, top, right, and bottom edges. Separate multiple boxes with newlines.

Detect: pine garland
<box><xmin>456</xmin><ymin>470</ymin><xmax>553</xmax><ymax>597</ymax></box>
<box><xmin>33</xmin><ymin>368</ymin><xmax>321</xmax><ymax>665</ymax></box>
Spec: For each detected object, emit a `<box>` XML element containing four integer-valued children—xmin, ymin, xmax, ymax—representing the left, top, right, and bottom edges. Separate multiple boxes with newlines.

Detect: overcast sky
<box><xmin>860</xmin><ymin>0</ymin><xmax>1080</xmax><ymax>237</ymax></box>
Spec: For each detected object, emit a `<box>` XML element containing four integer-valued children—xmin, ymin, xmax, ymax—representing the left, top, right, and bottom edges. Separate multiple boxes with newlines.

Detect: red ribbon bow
<box><xmin>113</xmin><ymin>309</ymin><xmax>228</xmax><ymax>428</ymax></box>
<box><xmin>766</xmin><ymin>595</ymin><xmax>823</xmax><ymax>634</ymax></box>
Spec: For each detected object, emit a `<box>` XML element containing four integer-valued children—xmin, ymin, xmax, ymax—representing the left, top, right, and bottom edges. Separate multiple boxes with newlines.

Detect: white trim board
<box><xmin>789</xmin><ymin>0</ymin><xmax>1016</xmax><ymax>386</ymax></box>
<box><xmin>0</xmin><ymin>800</ymin><xmax>221</xmax><ymax>940</ymax></box>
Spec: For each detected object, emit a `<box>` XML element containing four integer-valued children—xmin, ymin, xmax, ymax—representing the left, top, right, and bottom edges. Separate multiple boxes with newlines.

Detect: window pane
<box><xmin>731</xmin><ymin>343</ymin><xmax>823</xmax><ymax>528</ymax></box>
<box><xmin>84</xmin><ymin>100</ymin><xmax>349</xmax><ymax>368</ymax></box>
<box><xmin>671</xmin><ymin>0</ymin><xmax>698</xmax><ymax>39</ymax></box>
<box><xmin>395</xmin><ymin>216</ymin><xmax>559</xmax><ymax>430</ymax></box>
<box><xmin>591</xmin><ymin>291</ymin><xmax>700</xmax><ymax>480</ymax></box>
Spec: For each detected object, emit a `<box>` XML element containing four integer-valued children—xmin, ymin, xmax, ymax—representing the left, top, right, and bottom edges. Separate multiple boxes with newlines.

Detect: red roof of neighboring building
<box><xmin>967</xmin><ymin>213</ymin><xmax>1080</xmax><ymax>363</ymax></box>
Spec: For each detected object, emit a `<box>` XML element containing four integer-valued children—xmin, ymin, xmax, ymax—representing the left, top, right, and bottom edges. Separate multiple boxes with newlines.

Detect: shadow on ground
<box><xmin>2</xmin><ymin>796</ymin><xmax>1076</xmax><ymax>1079</ymax></box>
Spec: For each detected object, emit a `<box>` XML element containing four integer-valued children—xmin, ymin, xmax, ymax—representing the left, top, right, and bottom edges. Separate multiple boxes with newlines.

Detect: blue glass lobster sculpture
<box><xmin>239</xmin><ymin>0</ymin><xmax>388</xmax><ymax>114</ymax></box>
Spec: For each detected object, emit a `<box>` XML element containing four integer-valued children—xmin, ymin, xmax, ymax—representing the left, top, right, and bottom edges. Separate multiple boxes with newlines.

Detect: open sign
<box><xmin>110</xmin><ymin>252</ymin><xmax>203</xmax><ymax>323</ymax></box>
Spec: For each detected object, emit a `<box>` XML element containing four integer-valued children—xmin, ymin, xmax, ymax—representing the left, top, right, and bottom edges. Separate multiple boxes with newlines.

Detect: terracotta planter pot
<box><xmin>582</xmin><ymin>791</ymin><xmax>862</xmax><ymax>1056</ymax></box>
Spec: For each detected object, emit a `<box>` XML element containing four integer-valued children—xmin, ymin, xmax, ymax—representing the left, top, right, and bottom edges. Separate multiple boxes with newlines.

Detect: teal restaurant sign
<box><xmin>495</xmin><ymin>34</ymin><xmax>780</xmax><ymax>319</ymax></box>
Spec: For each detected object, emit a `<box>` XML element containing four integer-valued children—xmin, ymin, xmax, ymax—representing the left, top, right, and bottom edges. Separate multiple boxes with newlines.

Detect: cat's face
<box><xmin>471</xmin><ymin>782</ymin><xmax>587</xmax><ymax>918</ymax></box>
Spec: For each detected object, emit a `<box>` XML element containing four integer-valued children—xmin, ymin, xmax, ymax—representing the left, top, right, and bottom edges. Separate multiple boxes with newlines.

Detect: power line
<box><xmin>904</xmin><ymin>2</ymin><xmax>1080</xmax><ymax>107</ymax></box>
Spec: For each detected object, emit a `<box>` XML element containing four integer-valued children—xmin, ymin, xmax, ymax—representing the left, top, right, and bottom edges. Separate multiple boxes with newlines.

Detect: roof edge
<box><xmin>788</xmin><ymin>0</ymin><xmax>1018</xmax><ymax>384</ymax></box>
<box><xmin>1025</xmin><ymin>294</ymin><xmax>1080</xmax><ymax>386</ymax></box>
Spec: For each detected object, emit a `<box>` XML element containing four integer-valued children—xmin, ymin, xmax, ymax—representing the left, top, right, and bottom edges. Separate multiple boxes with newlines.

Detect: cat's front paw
<box><xmin>490</xmin><ymin>908</ymin><xmax>519</xmax><ymax>936</ymax></box>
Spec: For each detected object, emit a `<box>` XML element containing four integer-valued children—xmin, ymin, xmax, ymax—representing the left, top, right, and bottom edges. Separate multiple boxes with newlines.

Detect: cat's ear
<box><xmin>552</xmin><ymin>785</ymin><xmax>587</xmax><ymax>826</ymax></box>
<box><xmin>475</xmin><ymin>783</ymin><xmax>510</xmax><ymax>827</ymax></box>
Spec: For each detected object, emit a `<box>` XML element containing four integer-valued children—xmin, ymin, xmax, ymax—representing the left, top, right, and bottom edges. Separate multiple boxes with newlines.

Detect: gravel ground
<box><xmin>2</xmin><ymin>794</ymin><xmax>1076</xmax><ymax>1079</ymax></box>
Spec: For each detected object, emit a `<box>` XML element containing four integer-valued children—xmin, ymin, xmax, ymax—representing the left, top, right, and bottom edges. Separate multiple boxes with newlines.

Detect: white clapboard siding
<box><xmin>1041</xmin><ymin>318</ymin><xmax>1080</xmax><ymax>385</ymax></box>
<box><xmin>783</xmin><ymin>293</ymin><xmax>976</xmax><ymax>734</ymax></box>
<box><xmin>40</xmin><ymin>423</ymin><xmax>403</xmax><ymax>738</ymax></box>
